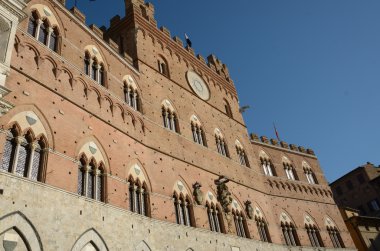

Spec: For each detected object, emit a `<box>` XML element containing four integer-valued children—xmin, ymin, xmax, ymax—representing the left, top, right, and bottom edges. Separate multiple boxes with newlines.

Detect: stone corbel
<box><xmin>34</xmin><ymin>56</ymin><xmax>45</xmax><ymax>69</ymax></box>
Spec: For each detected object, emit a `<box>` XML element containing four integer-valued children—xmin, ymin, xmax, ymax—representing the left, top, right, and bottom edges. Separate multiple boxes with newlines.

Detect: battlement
<box><xmin>121</xmin><ymin>0</ymin><xmax>233</xmax><ymax>85</ymax></box>
<box><xmin>250</xmin><ymin>133</ymin><xmax>316</xmax><ymax>156</ymax></box>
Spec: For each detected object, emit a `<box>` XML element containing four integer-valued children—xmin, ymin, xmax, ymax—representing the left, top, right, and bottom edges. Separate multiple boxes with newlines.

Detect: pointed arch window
<box><xmin>77</xmin><ymin>156</ymin><xmax>104</xmax><ymax>202</ymax></box>
<box><xmin>232</xmin><ymin>210</ymin><xmax>249</xmax><ymax>238</ymax></box>
<box><xmin>327</xmin><ymin>226</ymin><xmax>345</xmax><ymax>248</ymax></box>
<box><xmin>162</xmin><ymin>107</ymin><xmax>179</xmax><ymax>133</ymax></box>
<box><xmin>206</xmin><ymin>203</ymin><xmax>224</xmax><ymax>233</ymax></box>
<box><xmin>158</xmin><ymin>57</ymin><xmax>169</xmax><ymax>77</ymax></box>
<box><xmin>281</xmin><ymin>222</ymin><xmax>300</xmax><ymax>246</ymax></box>
<box><xmin>124</xmin><ymin>82</ymin><xmax>141</xmax><ymax>112</ymax></box>
<box><xmin>128</xmin><ymin>177</ymin><xmax>149</xmax><ymax>216</ymax></box>
<box><xmin>215</xmin><ymin>135</ymin><xmax>229</xmax><ymax>157</ymax></box>
<box><xmin>306</xmin><ymin>224</ymin><xmax>323</xmax><ymax>247</ymax></box>
<box><xmin>0</xmin><ymin>127</ymin><xmax>47</xmax><ymax>182</ymax></box>
<box><xmin>83</xmin><ymin>52</ymin><xmax>106</xmax><ymax>87</ymax></box>
<box><xmin>223</xmin><ymin>99</ymin><xmax>233</xmax><ymax>118</ymax></box>
<box><xmin>304</xmin><ymin>167</ymin><xmax>318</xmax><ymax>184</ymax></box>
<box><xmin>255</xmin><ymin>217</ymin><xmax>271</xmax><ymax>243</ymax></box>
<box><xmin>27</xmin><ymin>11</ymin><xmax>60</xmax><ymax>53</ymax></box>
<box><xmin>191</xmin><ymin>122</ymin><xmax>206</xmax><ymax>146</ymax></box>
<box><xmin>236</xmin><ymin>145</ymin><xmax>249</xmax><ymax>167</ymax></box>
<box><xmin>27</xmin><ymin>13</ymin><xmax>38</xmax><ymax>37</ymax></box>
<box><xmin>173</xmin><ymin>193</ymin><xmax>194</xmax><ymax>227</ymax></box>
<box><xmin>261</xmin><ymin>157</ymin><xmax>275</xmax><ymax>176</ymax></box>
<box><xmin>284</xmin><ymin>163</ymin><xmax>298</xmax><ymax>181</ymax></box>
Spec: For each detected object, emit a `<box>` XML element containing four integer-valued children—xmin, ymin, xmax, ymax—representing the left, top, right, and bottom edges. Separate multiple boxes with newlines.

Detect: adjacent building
<box><xmin>0</xmin><ymin>0</ymin><xmax>357</xmax><ymax>250</ymax></box>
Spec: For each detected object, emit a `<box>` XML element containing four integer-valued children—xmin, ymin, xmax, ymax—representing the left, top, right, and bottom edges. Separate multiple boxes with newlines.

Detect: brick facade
<box><xmin>0</xmin><ymin>0</ymin><xmax>357</xmax><ymax>250</ymax></box>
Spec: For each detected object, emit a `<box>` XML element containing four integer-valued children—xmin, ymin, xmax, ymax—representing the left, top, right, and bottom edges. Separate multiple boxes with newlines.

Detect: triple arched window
<box><xmin>124</xmin><ymin>82</ymin><xmax>141</xmax><ymax>112</ymax></box>
<box><xmin>0</xmin><ymin>126</ymin><xmax>46</xmax><ymax>182</ymax></box>
<box><xmin>215</xmin><ymin>135</ymin><xmax>229</xmax><ymax>157</ymax></box>
<box><xmin>232</xmin><ymin>210</ymin><xmax>249</xmax><ymax>238</ymax></box>
<box><xmin>173</xmin><ymin>193</ymin><xmax>194</xmax><ymax>227</ymax></box>
<box><xmin>260</xmin><ymin>157</ymin><xmax>275</xmax><ymax>176</ymax></box>
<box><xmin>306</xmin><ymin>224</ymin><xmax>324</xmax><ymax>247</ymax></box>
<box><xmin>191</xmin><ymin>120</ymin><xmax>207</xmax><ymax>146</ymax></box>
<box><xmin>284</xmin><ymin>163</ymin><xmax>298</xmax><ymax>181</ymax></box>
<box><xmin>27</xmin><ymin>11</ymin><xmax>59</xmax><ymax>52</ymax></box>
<box><xmin>304</xmin><ymin>167</ymin><xmax>318</xmax><ymax>184</ymax></box>
<box><xmin>206</xmin><ymin>203</ymin><xmax>224</xmax><ymax>233</ymax></box>
<box><xmin>236</xmin><ymin>145</ymin><xmax>249</xmax><ymax>167</ymax></box>
<box><xmin>255</xmin><ymin>216</ymin><xmax>271</xmax><ymax>242</ymax></box>
<box><xmin>84</xmin><ymin>52</ymin><xmax>105</xmax><ymax>86</ymax></box>
<box><xmin>128</xmin><ymin>177</ymin><xmax>149</xmax><ymax>216</ymax></box>
<box><xmin>327</xmin><ymin>226</ymin><xmax>345</xmax><ymax>248</ymax></box>
<box><xmin>162</xmin><ymin>107</ymin><xmax>179</xmax><ymax>133</ymax></box>
<box><xmin>77</xmin><ymin>156</ymin><xmax>105</xmax><ymax>202</ymax></box>
<box><xmin>281</xmin><ymin>222</ymin><xmax>300</xmax><ymax>246</ymax></box>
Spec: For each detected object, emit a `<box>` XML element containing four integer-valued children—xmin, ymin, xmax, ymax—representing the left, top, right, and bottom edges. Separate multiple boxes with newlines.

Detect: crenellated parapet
<box><xmin>250</xmin><ymin>133</ymin><xmax>316</xmax><ymax>156</ymax></box>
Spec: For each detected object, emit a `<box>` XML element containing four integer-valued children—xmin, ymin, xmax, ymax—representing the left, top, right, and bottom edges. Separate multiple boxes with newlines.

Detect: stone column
<box><xmin>26</xmin><ymin>142</ymin><xmax>37</xmax><ymax>178</ymax></box>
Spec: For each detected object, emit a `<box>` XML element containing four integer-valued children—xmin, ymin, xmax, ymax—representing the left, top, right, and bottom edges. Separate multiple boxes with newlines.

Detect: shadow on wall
<box><xmin>369</xmin><ymin>233</ymin><xmax>380</xmax><ymax>251</ymax></box>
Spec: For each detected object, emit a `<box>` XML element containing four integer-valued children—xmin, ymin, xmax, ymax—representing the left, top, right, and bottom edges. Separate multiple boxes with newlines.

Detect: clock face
<box><xmin>186</xmin><ymin>71</ymin><xmax>210</xmax><ymax>100</ymax></box>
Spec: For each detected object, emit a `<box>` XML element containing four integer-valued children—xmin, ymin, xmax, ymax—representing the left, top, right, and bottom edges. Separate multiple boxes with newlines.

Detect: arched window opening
<box><xmin>98</xmin><ymin>64</ymin><xmax>105</xmax><ymax>86</ymax></box>
<box><xmin>255</xmin><ymin>216</ymin><xmax>271</xmax><ymax>243</ymax></box>
<box><xmin>327</xmin><ymin>227</ymin><xmax>345</xmax><ymax>248</ymax></box>
<box><xmin>124</xmin><ymin>82</ymin><xmax>141</xmax><ymax>112</ymax></box>
<box><xmin>158</xmin><ymin>58</ymin><xmax>169</xmax><ymax>77</ymax></box>
<box><xmin>77</xmin><ymin>156</ymin><xmax>86</xmax><ymax>196</ymax></box>
<box><xmin>27</xmin><ymin>11</ymin><xmax>60</xmax><ymax>53</ymax></box>
<box><xmin>191</xmin><ymin>122</ymin><xmax>206</xmax><ymax>146</ymax></box>
<box><xmin>91</xmin><ymin>60</ymin><xmax>98</xmax><ymax>82</ymax></box>
<box><xmin>84</xmin><ymin>53</ymin><xmax>90</xmax><ymax>75</ymax></box>
<box><xmin>223</xmin><ymin>99</ymin><xmax>233</xmax><ymax>118</ymax></box>
<box><xmin>173</xmin><ymin>193</ymin><xmax>194</xmax><ymax>227</ymax></box>
<box><xmin>284</xmin><ymin>163</ymin><xmax>298</xmax><ymax>181</ymax></box>
<box><xmin>27</xmin><ymin>13</ymin><xmax>38</xmax><ymax>37</ymax></box>
<box><xmin>162</xmin><ymin>107</ymin><xmax>179</xmax><ymax>133</ymax></box>
<box><xmin>77</xmin><ymin>156</ymin><xmax>104</xmax><ymax>202</ymax></box>
<box><xmin>0</xmin><ymin>127</ymin><xmax>46</xmax><ymax>182</ymax></box>
<box><xmin>304</xmin><ymin>167</ymin><xmax>318</xmax><ymax>185</ymax></box>
<box><xmin>232</xmin><ymin>210</ymin><xmax>249</xmax><ymax>238</ymax></box>
<box><xmin>215</xmin><ymin>135</ymin><xmax>229</xmax><ymax>157</ymax></box>
<box><xmin>281</xmin><ymin>222</ymin><xmax>300</xmax><ymax>246</ymax></box>
<box><xmin>236</xmin><ymin>145</ymin><xmax>249</xmax><ymax>167</ymax></box>
<box><xmin>206</xmin><ymin>203</ymin><xmax>224</xmax><ymax>233</ymax></box>
<box><xmin>38</xmin><ymin>21</ymin><xmax>48</xmax><ymax>45</ymax></box>
<box><xmin>261</xmin><ymin>157</ymin><xmax>275</xmax><ymax>176</ymax></box>
<box><xmin>306</xmin><ymin>224</ymin><xmax>323</xmax><ymax>247</ymax></box>
<box><xmin>128</xmin><ymin>177</ymin><xmax>149</xmax><ymax>216</ymax></box>
<box><xmin>49</xmin><ymin>28</ymin><xmax>58</xmax><ymax>51</ymax></box>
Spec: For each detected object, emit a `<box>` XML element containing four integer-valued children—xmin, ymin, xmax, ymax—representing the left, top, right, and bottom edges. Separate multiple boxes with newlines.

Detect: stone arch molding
<box><xmin>0</xmin><ymin>211</ymin><xmax>43</xmax><ymax>251</ymax></box>
<box><xmin>135</xmin><ymin>240</ymin><xmax>151</xmax><ymax>251</ymax></box>
<box><xmin>71</xmin><ymin>228</ymin><xmax>108</xmax><ymax>251</ymax></box>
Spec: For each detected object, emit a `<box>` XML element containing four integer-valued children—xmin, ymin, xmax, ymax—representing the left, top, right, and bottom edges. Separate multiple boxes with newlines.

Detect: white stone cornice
<box><xmin>0</xmin><ymin>0</ymin><xmax>28</xmax><ymax>20</ymax></box>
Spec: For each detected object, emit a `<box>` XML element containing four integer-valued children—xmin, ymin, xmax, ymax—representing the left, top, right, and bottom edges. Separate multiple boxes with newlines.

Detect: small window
<box><xmin>223</xmin><ymin>99</ymin><xmax>233</xmax><ymax>118</ymax></box>
<box><xmin>261</xmin><ymin>158</ymin><xmax>275</xmax><ymax>176</ymax></box>
<box><xmin>206</xmin><ymin>204</ymin><xmax>224</xmax><ymax>233</ymax></box>
<box><xmin>236</xmin><ymin>145</ymin><xmax>249</xmax><ymax>167</ymax></box>
<box><xmin>173</xmin><ymin>194</ymin><xmax>194</xmax><ymax>227</ymax></box>
<box><xmin>327</xmin><ymin>227</ymin><xmax>345</xmax><ymax>248</ymax></box>
<box><xmin>158</xmin><ymin>57</ymin><xmax>169</xmax><ymax>77</ymax></box>
<box><xmin>306</xmin><ymin>224</ymin><xmax>324</xmax><ymax>247</ymax></box>
<box><xmin>27</xmin><ymin>14</ymin><xmax>37</xmax><ymax>37</ymax></box>
<box><xmin>284</xmin><ymin>163</ymin><xmax>298</xmax><ymax>181</ymax></box>
<box><xmin>162</xmin><ymin>107</ymin><xmax>179</xmax><ymax>133</ymax></box>
<box><xmin>191</xmin><ymin>122</ymin><xmax>206</xmax><ymax>146</ymax></box>
<box><xmin>215</xmin><ymin>135</ymin><xmax>229</xmax><ymax>157</ymax></box>
<box><xmin>256</xmin><ymin>217</ymin><xmax>271</xmax><ymax>242</ymax></box>
<box><xmin>369</xmin><ymin>199</ymin><xmax>380</xmax><ymax>211</ymax></box>
<box><xmin>129</xmin><ymin>178</ymin><xmax>149</xmax><ymax>216</ymax></box>
<box><xmin>233</xmin><ymin>210</ymin><xmax>249</xmax><ymax>238</ymax></box>
<box><xmin>304</xmin><ymin>168</ymin><xmax>318</xmax><ymax>184</ymax></box>
<box><xmin>281</xmin><ymin>223</ymin><xmax>300</xmax><ymax>246</ymax></box>
<box><xmin>124</xmin><ymin>82</ymin><xmax>141</xmax><ymax>112</ymax></box>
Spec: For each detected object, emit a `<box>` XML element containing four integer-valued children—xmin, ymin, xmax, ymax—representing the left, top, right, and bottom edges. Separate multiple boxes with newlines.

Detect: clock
<box><xmin>186</xmin><ymin>70</ymin><xmax>210</xmax><ymax>100</ymax></box>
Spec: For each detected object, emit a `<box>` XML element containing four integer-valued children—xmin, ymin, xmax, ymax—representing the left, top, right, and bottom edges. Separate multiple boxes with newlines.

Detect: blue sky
<box><xmin>67</xmin><ymin>0</ymin><xmax>380</xmax><ymax>183</ymax></box>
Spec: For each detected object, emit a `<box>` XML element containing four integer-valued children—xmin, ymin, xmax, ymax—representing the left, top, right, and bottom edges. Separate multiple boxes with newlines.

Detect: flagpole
<box><xmin>273</xmin><ymin>122</ymin><xmax>281</xmax><ymax>142</ymax></box>
<box><xmin>74</xmin><ymin>0</ymin><xmax>77</xmax><ymax>7</ymax></box>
